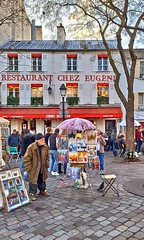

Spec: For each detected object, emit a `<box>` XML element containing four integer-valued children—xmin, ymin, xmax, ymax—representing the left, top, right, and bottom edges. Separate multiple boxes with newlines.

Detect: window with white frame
<box><xmin>8</xmin><ymin>54</ymin><xmax>18</xmax><ymax>71</ymax></box>
<box><xmin>67</xmin><ymin>54</ymin><xmax>77</xmax><ymax>71</ymax></box>
<box><xmin>31</xmin><ymin>54</ymin><xmax>42</xmax><ymax>71</ymax></box>
<box><xmin>66</xmin><ymin>84</ymin><xmax>78</xmax><ymax>97</ymax></box>
<box><xmin>31</xmin><ymin>85</ymin><xmax>43</xmax><ymax>97</ymax></box>
<box><xmin>140</xmin><ymin>62</ymin><xmax>144</xmax><ymax>78</ymax></box>
<box><xmin>98</xmin><ymin>54</ymin><xmax>108</xmax><ymax>71</ymax></box>
<box><xmin>8</xmin><ymin>85</ymin><xmax>19</xmax><ymax>97</ymax></box>
<box><xmin>97</xmin><ymin>84</ymin><xmax>109</xmax><ymax>97</ymax></box>
<box><xmin>138</xmin><ymin>93</ymin><xmax>144</xmax><ymax>105</ymax></box>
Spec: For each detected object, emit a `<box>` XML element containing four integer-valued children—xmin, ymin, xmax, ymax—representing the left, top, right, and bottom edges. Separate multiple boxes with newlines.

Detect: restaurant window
<box><xmin>97</xmin><ymin>83</ymin><xmax>109</xmax><ymax>97</ymax></box>
<box><xmin>67</xmin><ymin>54</ymin><xmax>77</xmax><ymax>71</ymax></box>
<box><xmin>31</xmin><ymin>84</ymin><xmax>43</xmax><ymax>97</ymax></box>
<box><xmin>8</xmin><ymin>54</ymin><xmax>18</xmax><ymax>71</ymax></box>
<box><xmin>140</xmin><ymin>62</ymin><xmax>144</xmax><ymax>78</ymax></box>
<box><xmin>66</xmin><ymin>83</ymin><xmax>78</xmax><ymax>97</ymax></box>
<box><xmin>31</xmin><ymin>54</ymin><xmax>42</xmax><ymax>71</ymax></box>
<box><xmin>8</xmin><ymin>84</ymin><xmax>19</xmax><ymax>97</ymax></box>
<box><xmin>98</xmin><ymin>54</ymin><xmax>108</xmax><ymax>71</ymax></box>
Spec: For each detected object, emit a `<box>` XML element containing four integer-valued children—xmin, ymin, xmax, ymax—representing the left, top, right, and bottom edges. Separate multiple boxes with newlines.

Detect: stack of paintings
<box><xmin>0</xmin><ymin>168</ymin><xmax>29</xmax><ymax>212</ymax></box>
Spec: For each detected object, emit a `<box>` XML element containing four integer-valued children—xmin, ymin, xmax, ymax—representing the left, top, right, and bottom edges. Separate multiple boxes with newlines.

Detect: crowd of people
<box><xmin>6</xmin><ymin>124</ymin><xmax>144</xmax><ymax>201</ymax></box>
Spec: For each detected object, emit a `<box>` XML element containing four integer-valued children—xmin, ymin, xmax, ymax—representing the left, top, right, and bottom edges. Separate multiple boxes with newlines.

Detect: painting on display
<box><xmin>68</xmin><ymin>139</ymin><xmax>78</xmax><ymax>162</ymax></box>
<box><xmin>0</xmin><ymin>168</ymin><xmax>29</xmax><ymax>212</ymax></box>
<box><xmin>66</xmin><ymin>164</ymin><xmax>80</xmax><ymax>180</ymax></box>
<box><xmin>58</xmin><ymin>150</ymin><xmax>69</xmax><ymax>163</ymax></box>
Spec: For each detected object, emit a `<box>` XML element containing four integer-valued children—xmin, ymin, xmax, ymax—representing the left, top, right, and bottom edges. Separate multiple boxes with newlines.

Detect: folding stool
<box><xmin>101</xmin><ymin>174</ymin><xmax>119</xmax><ymax>197</ymax></box>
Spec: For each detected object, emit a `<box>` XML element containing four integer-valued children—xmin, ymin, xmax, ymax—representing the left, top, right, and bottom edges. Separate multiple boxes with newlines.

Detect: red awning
<box><xmin>98</xmin><ymin>54</ymin><xmax>108</xmax><ymax>58</ymax></box>
<box><xmin>8</xmin><ymin>54</ymin><xmax>18</xmax><ymax>58</ymax></box>
<box><xmin>97</xmin><ymin>83</ymin><xmax>109</xmax><ymax>86</ymax></box>
<box><xmin>0</xmin><ymin>107</ymin><xmax>122</xmax><ymax>119</ymax></box>
<box><xmin>66</xmin><ymin>83</ymin><xmax>78</xmax><ymax>87</ymax></box>
<box><xmin>31</xmin><ymin>84</ymin><xmax>43</xmax><ymax>87</ymax></box>
<box><xmin>67</xmin><ymin>54</ymin><xmax>77</xmax><ymax>58</ymax></box>
<box><xmin>31</xmin><ymin>54</ymin><xmax>42</xmax><ymax>58</ymax></box>
<box><xmin>7</xmin><ymin>84</ymin><xmax>19</xmax><ymax>87</ymax></box>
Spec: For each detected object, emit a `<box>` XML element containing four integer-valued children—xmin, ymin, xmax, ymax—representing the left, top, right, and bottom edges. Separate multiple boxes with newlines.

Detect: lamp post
<box><xmin>59</xmin><ymin>84</ymin><xmax>67</xmax><ymax>121</ymax></box>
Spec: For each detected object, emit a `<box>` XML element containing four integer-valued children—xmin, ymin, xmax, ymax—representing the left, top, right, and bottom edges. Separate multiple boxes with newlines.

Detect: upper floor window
<box><xmin>7</xmin><ymin>84</ymin><xmax>19</xmax><ymax>97</ymax></box>
<box><xmin>31</xmin><ymin>84</ymin><xmax>43</xmax><ymax>97</ymax></box>
<box><xmin>140</xmin><ymin>62</ymin><xmax>144</xmax><ymax>78</ymax></box>
<box><xmin>98</xmin><ymin>54</ymin><xmax>108</xmax><ymax>71</ymax></box>
<box><xmin>97</xmin><ymin>83</ymin><xmax>109</xmax><ymax>97</ymax></box>
<box><xmin>31</xmin><ymin>54</ymin><xmax>42</xmax><ymax>71</ymax></box>
<box><xmin>66</xmin><ymin>83</ymin><xmax>78</xmax><ymax>97</ymax></box>
<box><xmin>67</xmin><ymin>54</ymin><xmax>77</xmax><ymax>71</ymax></box>
<box><xmin>8</xmin><ymin>54</ymin><xmax>18</xmax><ymax>71</ymax></box>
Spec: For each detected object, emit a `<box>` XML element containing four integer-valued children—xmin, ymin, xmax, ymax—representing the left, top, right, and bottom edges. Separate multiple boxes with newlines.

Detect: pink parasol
<box><xmin>57</xmin><ymin>117</ymin><xmax>96</xmax><ymax>131</ymax></box>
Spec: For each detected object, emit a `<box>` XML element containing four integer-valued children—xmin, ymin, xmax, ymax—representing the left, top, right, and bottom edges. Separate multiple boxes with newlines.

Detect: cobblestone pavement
<box><xmin>1</xmin><ymin>152</ymin><xmax>144</xmax><ymax>240</ymax></box>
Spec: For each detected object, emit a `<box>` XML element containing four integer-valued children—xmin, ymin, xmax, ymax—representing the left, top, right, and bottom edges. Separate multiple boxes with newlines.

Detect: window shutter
<box><xmin>77</xmin><ymin>54</ymin><xmax>83</xmax><ymax>71</ymax></box>
<box><xmin>42</xmin><ymin>54</ymin><xmax>48</xmax><ymax>72</ymax></box>
<box><xmin>0</xmin><ymin>54</ymin><xmax>7</xmax><ymax>72</ymax></box>
<box><xmin>24</xmin><ymin>54</ymin><xmax>31</xmax><ymax>72</ymax></box>
<box><xmin>61</xmin><ymin>54</ymin><xmax>66</xmax><ymax>71</ymax></box>
<box><xmin>18</xmin><ymin>54</ymin><xmax>25</xmax><ymax>72</ymax></box>
<box><xmin>91</xmin><ymin>54</ymin><xmax>98</xmax><ymax>71</ymax></box>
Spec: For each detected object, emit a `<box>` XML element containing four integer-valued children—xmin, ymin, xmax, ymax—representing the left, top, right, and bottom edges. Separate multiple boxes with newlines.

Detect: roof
<box><xmin>0</xmin><ymin>40</ymin><xmax>118</xmax><ymax>51</ymax></box>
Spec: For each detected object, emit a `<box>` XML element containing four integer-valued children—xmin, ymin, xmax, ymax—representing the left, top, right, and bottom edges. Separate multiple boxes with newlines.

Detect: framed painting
<box><xmin>0</xmin><ymin>168</ymin><xmax>29</xmax><ymax>212</ymax></box>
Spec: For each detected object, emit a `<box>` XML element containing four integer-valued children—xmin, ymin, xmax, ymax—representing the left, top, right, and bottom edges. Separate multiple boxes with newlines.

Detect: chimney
<box><xmin>57</xmin><ymin>23</ymin><xmax>66</xmax><ymax>44</ymax></box>
<box><xmin>31</xmin><ymin>20</ymin><xmax>36</xmax><ymax>41</ymax></box>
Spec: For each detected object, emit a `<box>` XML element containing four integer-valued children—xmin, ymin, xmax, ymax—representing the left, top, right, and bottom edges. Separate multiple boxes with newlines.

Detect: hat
<box><xmin>35</xmin><ymin>133</ymin><xmax>44</xmax><ymax>140</ymax></box>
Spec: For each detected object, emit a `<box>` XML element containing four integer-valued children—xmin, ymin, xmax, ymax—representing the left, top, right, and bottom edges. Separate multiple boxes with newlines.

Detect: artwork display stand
<box><xmin>55</xmin><ymin>130</ymin><xmax>98</xmax><ymax>194</ymax></box>
<box><xmin>0</xmin><ymin>158</ymin><xmax>30</xmax><ymax>212</ymax></box>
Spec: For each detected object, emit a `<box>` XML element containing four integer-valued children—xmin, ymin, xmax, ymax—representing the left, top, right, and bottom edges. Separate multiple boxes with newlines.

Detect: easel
<box><xmin>54</xmin><ymin>162</ymin><xmax>94</xmax><ymax>197</ymax></box>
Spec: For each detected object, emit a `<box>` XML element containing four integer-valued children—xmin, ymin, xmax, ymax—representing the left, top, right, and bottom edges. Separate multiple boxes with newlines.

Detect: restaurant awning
<box><xmin>0</xmin><ymin>107</ymin><xmax>122</xmax><ymax>119</ymax></box>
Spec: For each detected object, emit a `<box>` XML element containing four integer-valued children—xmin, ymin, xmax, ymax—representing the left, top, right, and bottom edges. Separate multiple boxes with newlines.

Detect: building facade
<box><xmin>0</xmin><ymin>41</ymin><xmax>124</xmax><ymax>134</ymax></box>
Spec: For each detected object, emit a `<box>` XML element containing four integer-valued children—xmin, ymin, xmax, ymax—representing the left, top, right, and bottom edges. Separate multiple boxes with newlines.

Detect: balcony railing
<box><xmin>31</xmin><ymin>97</ymin><xmax>43</xmax><ymax>106</ymax></box>
<box><xmin>7</xmin><ymin>96</ymin><xmax>19</xmax><ymax>106</ymax></box>
<box><xmin>97</xmin><ymin>96</ymin><xmax>109</xmax><ymax>105</ymax></box>
<box><xmin>66</xmin><ymin>97</ymin><xmax>79</xmax><ymax>106</ymax></box>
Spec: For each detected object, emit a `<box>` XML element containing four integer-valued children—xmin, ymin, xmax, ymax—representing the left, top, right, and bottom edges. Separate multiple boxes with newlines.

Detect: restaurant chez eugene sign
<box><xmin>1</xmin><ymin>74</ymin><xmax>116</xmax><ymax>82</ymax></box>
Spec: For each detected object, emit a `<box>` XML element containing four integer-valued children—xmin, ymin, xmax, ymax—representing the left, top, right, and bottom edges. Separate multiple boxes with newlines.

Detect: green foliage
<box><xmin>97</xmin><ymin>96</ymin><xmax>109</xmax><ymax>105</ymax></box>
<box><xmin>7</xmin><ymin>96</ymin><xmax>19</xmax><ymax>106</ymax></box>
<box><xmin>31</xmin><ymin>97</ymin><xmax>43</xmax><ymax>106</ymax></box>
<box><xmin>66</xmin><ymin>97</ymin><xmax>79</xmax><ymax>106</ymax></box>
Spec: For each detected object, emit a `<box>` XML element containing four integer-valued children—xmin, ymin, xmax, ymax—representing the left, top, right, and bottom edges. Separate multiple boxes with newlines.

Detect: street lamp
<box><xmin>59</xmin><ymin>84</ymin><xmax>67</xmax><ymax>121</ymax></box>
<box><xmin>47</xmin><ymin>85</ymin><xmax>52</xmax><ymax>95</ymax></box>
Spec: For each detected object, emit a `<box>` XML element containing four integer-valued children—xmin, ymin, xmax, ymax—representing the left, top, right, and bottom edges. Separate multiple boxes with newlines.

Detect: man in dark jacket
<box><xmin>20</xmin><ymin>129</ymin><xmax>35</xmax><ymax>171</ymax></box>
<box><xmin>44</xmin><ymin>127</ymin><xmax>52</xmax><ymax>145</ymax></box>
<box><xmin>24</xmin><ymin>133</ymin><xmax>49</xmax><ymax>201</ymax></box>
<box><xmin>48</xmin><ymin>128</ymin><xmax>59</xmax><ymax>175</ymax></box>
<box><xmin>8</xmin><ymin>129</ymin><xmax>20</xmax><ymax>148</ymax></box>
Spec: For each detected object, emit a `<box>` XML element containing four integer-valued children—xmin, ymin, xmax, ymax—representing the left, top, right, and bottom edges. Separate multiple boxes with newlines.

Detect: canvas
<box><xmin>0</xmin><ymin>168</ymin><xmax>29</xmax><ymax>212</ymax></box>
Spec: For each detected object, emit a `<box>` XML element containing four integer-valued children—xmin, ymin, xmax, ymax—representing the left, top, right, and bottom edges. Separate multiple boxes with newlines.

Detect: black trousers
<box><xmin>29</xmin><ymin>172</ymin><xmax>46</xmax><ymax>194</ymax></box>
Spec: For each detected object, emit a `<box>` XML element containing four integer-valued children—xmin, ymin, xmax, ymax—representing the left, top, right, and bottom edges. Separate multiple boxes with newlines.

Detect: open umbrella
<box><xmin>0</xmin><ymin>117</ymin><xmax>9</xmax><ymax>124</ymax></box>
<box><xmin>57</xmin><ymin>117</ymin><xmax>96</xmax><ymax>131</ymax></box>
<box><xmin>119</xmin><ymin>119</ymin><xmax>141</xmax><ymax>127</ymax></box>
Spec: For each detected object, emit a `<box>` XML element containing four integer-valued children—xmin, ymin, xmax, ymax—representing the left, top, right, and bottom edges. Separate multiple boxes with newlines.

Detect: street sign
<box><xmin>59</xmin><ymin>101</ymin><xmax>68</xmax><ymax>110</ymax></box>
<box><xmin>58</xmin><ymin>110</ymin><xmax>69</xmax><ymax>117</ymax></box>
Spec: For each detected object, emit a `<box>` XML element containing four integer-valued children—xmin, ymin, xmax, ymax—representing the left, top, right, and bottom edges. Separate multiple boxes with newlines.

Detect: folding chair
<box><xmin>101</xmin><ymin>174</ymin><xmax>119</xmax><ymax>197</ymax></box>
<box><xmin>8</xmin><ymin>146</ymin><xmax>20</xmax><ymax>162</ymax></box>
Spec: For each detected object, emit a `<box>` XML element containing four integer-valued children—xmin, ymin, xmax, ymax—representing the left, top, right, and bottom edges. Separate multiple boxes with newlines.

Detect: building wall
<box><xmin>0</xmin><ymin>0</ymin><xmax>42</xmax><ymax>43</ymax></box>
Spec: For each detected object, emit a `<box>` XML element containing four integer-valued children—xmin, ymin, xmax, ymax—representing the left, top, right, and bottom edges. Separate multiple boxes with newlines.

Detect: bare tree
<box><xmin>30</xmin><ymin>0</ymin><xmax>144</xmax><ymax>151</ymax></box>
